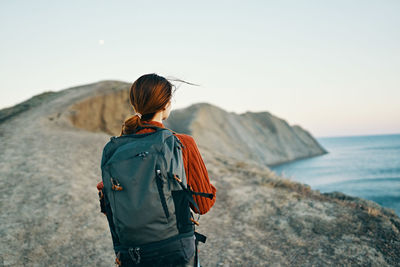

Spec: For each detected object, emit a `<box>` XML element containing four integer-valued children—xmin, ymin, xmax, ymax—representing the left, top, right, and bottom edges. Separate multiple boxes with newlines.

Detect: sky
<box><xmin>0</xmin><ymin>0</ymin><xmax>399</xmax><ymax>138</ymax></box>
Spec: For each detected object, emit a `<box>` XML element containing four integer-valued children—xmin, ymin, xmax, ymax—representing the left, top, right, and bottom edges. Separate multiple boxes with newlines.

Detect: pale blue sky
<box><xmin>1</xmin><ymin>0</ymin><xmax>399</xmax><ymax>137</ymax></box>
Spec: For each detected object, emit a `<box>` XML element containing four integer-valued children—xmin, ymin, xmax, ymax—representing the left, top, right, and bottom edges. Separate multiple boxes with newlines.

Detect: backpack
<box><xmin>100</xmin><ymin>124</ymin><xmax>213</xmax><ymax>266</ymax></box>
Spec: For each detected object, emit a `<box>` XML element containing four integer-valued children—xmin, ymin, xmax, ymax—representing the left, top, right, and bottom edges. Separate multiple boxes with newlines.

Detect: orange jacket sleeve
<box><xmin>175</xmin><ymin>134</ymin><xmax>217</xmax><ymax>215</ymax></box>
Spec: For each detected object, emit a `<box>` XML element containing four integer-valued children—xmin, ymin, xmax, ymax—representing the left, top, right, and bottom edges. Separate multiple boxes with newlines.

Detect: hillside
<box><xmin>165</xmin><ymin>103</ymin><xmax>327</xmax><ymax>166</ymax></box>
<box><xmin>0</xmin><ymin>80</ymin><xmax>399</xmax><ymax>266</ymax></box>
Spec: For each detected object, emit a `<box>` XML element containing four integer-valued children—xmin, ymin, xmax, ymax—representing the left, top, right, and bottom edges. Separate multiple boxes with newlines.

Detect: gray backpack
<box><xmin>100</xmin><ymin>124</ymin><xmax>212</xmax><ymax>265</ymax></box>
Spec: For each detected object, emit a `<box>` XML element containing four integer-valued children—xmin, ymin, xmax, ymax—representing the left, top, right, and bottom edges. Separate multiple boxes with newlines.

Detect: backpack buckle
<box><xmin>190</xmin><ymin>218</ymin><xmax>200</xmax><ymax>226</ymax></box>
<box><xmin>111</xmin><ymin>178</ymin><xmax>123</xmax><ymax>191</ymax></box>
<box><xmin>173</xmin><ymin>174</ymin><xmax>182</xmax><ymax>183</ymax></box>
<box><xmin>115</xmin><ymin>252</ymin><xmax>122</xmax><ymax>266</ymax></box>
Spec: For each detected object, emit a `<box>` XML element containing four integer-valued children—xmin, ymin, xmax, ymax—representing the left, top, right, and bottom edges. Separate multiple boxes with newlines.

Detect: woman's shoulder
<box><xmin>173</xmin><ymin>132</ymin><xmax>193</xmax><ymax>140</ymax></box>
<box><xmin>173</xmin><ymin>133</ymin><xmax>196</xmax><ymax>146</ymax></box>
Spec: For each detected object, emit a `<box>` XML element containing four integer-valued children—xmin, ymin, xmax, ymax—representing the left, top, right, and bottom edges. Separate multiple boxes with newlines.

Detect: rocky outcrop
<box><xmin>165</xmin><ymin>103</ymin><xmax>327</xmax><ymax>166</ymax></box>
<box><xmin>0</xmin><ymin>80</ymin><xmax>398</xmax><ymax>266</ymax></box>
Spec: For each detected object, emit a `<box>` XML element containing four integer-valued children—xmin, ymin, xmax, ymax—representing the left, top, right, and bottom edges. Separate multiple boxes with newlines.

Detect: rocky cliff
<box><xmin>165</xmin><ymin>103</ymin><xmax>327</xmax><ymax>166</ymax></box>
<box><xmin>0</xmin><ymin>80</ymin><xmax>399</xmax><ymax>266</ymax></box>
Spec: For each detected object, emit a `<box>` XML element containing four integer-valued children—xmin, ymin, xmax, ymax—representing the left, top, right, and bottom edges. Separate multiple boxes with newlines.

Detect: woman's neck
<box><xmin>142</xmin><ymin>119</ymin><xmax>164</xmax><ymax>128</ymax></box>
<box><xmin>150</xmin><ymin>112</ymin><xmax>164</xmax><ymax>123</ymax></box>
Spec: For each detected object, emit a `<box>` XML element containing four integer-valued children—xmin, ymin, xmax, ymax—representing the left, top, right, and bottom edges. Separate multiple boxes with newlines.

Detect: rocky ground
<box><xmin>197</xmin><ymin>147</ymin><xmax>400</xmax><ymax>266</ymax></box>
<box><xmin>0</xmin><ymin>81</ymin><xmax>399</xmax><ymax>266</ymax></box>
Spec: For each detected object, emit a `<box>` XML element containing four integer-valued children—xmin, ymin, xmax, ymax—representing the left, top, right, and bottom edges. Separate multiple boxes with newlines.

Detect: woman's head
<box><xmin>121</xmin><ymin>73</ymin><xmax>175</xmax><ymax>135</ymax></box>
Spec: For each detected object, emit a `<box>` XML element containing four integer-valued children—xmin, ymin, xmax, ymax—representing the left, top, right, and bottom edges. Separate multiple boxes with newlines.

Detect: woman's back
<box><xmin>98</xmin><ymin>73</ymin><xmax>216</xmax><ymax>266</ymax></box>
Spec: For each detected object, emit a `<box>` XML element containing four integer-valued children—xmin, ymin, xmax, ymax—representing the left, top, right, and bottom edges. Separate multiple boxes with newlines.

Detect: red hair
<box><xmin>121</xmin><ymin>73</ymin><xmax>175</xmax><ymax>135</ymax></box>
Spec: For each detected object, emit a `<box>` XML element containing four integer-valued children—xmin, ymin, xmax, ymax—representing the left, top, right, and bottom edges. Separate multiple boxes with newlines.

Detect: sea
<box><xmin>270</xmin><ymin>133</ymin><xmax>400</xmax><ymax>216</ymax></box>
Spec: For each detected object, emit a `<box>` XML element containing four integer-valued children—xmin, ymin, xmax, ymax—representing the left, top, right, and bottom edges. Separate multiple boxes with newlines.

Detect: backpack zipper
<box><xmin>135</xmin><ymin>151</ymin><xmax>149</xmax><ymax>159</ymax></box>
<box><xmin>155</xmin><ymin>169</ymin><xmax>170</xmax><ymax>219</ymax></box>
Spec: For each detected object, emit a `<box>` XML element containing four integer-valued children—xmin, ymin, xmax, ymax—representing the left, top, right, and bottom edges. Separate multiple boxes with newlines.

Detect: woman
<box><xmin>97</xmin><ymin>73</ymin><xmax>216</xmax><ymax>266</ymax></box>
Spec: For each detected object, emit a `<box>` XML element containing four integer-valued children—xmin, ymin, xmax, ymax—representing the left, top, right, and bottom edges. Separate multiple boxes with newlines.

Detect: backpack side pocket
<box><xmin>171</xmin><ymin>190</ymin><xmax>194</xmax><ymax>234</ymax></box>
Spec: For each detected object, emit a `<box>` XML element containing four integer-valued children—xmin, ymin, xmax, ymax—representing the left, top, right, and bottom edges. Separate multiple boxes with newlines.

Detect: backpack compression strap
<box><xmin>172</xmin><ymin>174</ymin><xmax>214</xmax><ymax>214</ymax></box>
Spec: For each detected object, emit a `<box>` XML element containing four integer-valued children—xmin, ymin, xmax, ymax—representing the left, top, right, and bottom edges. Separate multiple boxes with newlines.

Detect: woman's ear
<box><xmin>163</xmin><ymin>100</ymin><xmax>171</xmax><ymax>110</ymax></box>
